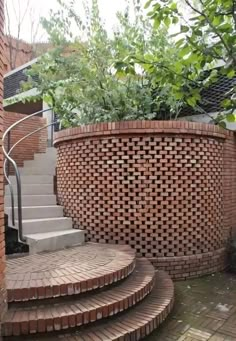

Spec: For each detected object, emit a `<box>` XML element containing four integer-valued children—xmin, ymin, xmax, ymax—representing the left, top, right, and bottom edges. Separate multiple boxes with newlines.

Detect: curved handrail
<box><xmin>2</xmin><ymin>107</ymin><xmax>55</xmax><ymax>243</ymax></box>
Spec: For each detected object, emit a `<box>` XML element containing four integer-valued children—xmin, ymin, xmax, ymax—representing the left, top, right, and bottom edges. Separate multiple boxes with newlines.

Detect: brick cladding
<box><xmin>55</xmin><ymin>121</ymin><xmax>236</xmax><ymax>279</ymax></box>
<box><xmin>0</xmin><ymin>0</ymin><xmax>7</xmax><ymax>328</ymax></box>
<box><xmin>3</xmin><ymin>36</ymin><xmax>33</xmax><ymax>74</ymax></box>
<box><xmin>3</xmin><ymin>111</ymin><xmax>47</xmax><ymax>172</ymax></box>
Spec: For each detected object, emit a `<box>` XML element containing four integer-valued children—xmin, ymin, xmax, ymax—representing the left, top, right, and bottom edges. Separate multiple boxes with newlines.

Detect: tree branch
<box><xmin>134</xmin><ymin>56</ymin><xmax>201</xmax><ymax>87</ymax></box>
<box><xmin>233</xmin><ymin>0</ymin><xmax>236</xmax><ymax>31</ymax></box>
<box><xmin>184</xmin><ymin>0</ymin><xmax>233</xmax><ymax>60</ymax></box>
<box><xmin>5</xmin><ymin>2</ymin><xmax>14</xmax><ymax>69</ymax></box>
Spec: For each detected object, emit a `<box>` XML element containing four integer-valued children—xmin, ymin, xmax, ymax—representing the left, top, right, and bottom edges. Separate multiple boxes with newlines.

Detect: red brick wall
<box><xmin>3</xmin><ymin>111</ymin><xmax>47</xmax><ymax>171</ymax></box>
<box><xmin>223</xmin><ymin>135</ymin><xmax>236</xmax><ymax>239</ymax></box>
<box><xmin>3</xmin><ymin>36</ymin><xmax>33</xmax><ymax>74</ymax></box>
<box><xmin>0</xmin><ymin>0</ymin><xmax>7</xmax><ymax>327</ymax></box>
<box><xmin>55</xmin><ymin>121</ymin><xmax>236</xmax><ymax>279</ymax></box>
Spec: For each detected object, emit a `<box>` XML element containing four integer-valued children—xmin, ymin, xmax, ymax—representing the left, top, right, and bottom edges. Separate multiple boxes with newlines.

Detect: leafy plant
<box><xmin>22</xmin><ymin>0</ymin><xmax>181</xmax><ymax>127</ymax></box>
<box><xmin>130</xmin><ymin>0</ymin><xmax>236</xmax><ymax>126</ymax></box>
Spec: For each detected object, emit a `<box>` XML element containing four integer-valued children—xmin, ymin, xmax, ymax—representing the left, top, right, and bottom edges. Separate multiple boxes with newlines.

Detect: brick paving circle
<box><xmin>3</xmin><ymin>258</ymin><xmax>155</xmax><ymax>337</ymax></box>
<box><xmin>6</xmin><ymin>243</ymin><xmax>136</xmax><ymax>302</ymax></box>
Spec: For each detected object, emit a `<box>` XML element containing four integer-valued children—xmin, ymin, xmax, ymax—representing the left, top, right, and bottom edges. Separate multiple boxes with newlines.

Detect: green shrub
<box><xmin>23</xmin><ymin>0</ymin><xmax>180</xmax><ymax>127</ymax></box>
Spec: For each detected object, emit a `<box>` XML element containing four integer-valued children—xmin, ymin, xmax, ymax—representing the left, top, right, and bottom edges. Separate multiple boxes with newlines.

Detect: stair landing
<box><xmin>6</xmin><ymin>243</ymin><xmax>136</xmax><ymax>302</ymax></box>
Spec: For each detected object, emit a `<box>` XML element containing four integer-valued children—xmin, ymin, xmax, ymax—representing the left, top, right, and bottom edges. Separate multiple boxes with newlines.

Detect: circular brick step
<box><xmin>3</xmin><ymin>258</ymin><xmax>155</xmax><ymax>337</ymax></box>
<box><xmin>6</xmin><ymin>243</ymin><xmax>136</xmax><ymax>302</ymax></box>
<box><xmin>3</xmin><ymin>270</ymin><xmax>174</xmax><ymax>340</ymax></box>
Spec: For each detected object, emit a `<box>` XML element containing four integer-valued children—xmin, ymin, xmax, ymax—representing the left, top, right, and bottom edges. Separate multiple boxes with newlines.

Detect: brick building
<box><xmin>3</xmin><ymin>36</ymin><xmax>33</xmax><ymax>74</ymax></box>
<box><xmin>0</xmin><ymin>0</ymin><xmax>7</xmax><ymax>330</ymax></box>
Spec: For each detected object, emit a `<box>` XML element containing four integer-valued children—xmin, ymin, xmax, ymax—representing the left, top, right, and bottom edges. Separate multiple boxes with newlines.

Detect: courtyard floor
<box><xmin>147</xmin><ymin>271</ymin><xmax>236</xmax><ymax>341</ymax></box>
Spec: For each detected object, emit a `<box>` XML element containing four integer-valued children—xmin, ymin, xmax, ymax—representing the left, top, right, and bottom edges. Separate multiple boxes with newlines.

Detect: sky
<box><xmin>5</xmin><ymin>0</ymin><xmax>133</xmax><ymax>43</ymax></box>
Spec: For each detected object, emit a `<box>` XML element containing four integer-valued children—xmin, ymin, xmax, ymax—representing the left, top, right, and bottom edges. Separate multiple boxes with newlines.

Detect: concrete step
<box><xmin>8</xmin><ymin>175</ymin><xmax>54</xmax><ymax>185</ymax></box>
<box><xmin>19</xmin><ymin>166</ymin><xmax>55</xmax><ymax>175</ymax></box>
<box><xmin>26</xmin><ymin>229</ymin><xmax>85</xmax><ymax>254</ymax></box>
<box><xmin>5</xmin><ymin>194</ymin><xmax>57</xmax><ymax>207</ymax></box>
<box><xmin>5</xmin><ymin>184</ymin><xmax>54</xmax><ymax>195</ymax></box>
<box><xmin>23</xmin><ymin>159</ymin><xmax>56</xmax><ymax>168</ymax></box>
<box><xmin>24</xmin><ymin>155</ymin><xmax>57</xmax><ymax>168</ymax></box>
<box><xmin>34</xmin><ymin>148</ymin><xmax>57</xmax><ymax>160</ymax></box>
<box><xmin>5</xmin><ymin>205</ymin><xmax>64</xmax><ymax>220</ymax></box>
<box><xmin>15</xmin><ymin>217</ymin><xmax>73</xmax><ymax>234</ymax></box>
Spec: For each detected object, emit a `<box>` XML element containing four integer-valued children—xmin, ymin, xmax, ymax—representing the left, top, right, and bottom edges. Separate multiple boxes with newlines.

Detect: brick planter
<box><xmin>54</xmin><ymin>121</ymin><xmax>236</xmax><ymax>279</ymax></box>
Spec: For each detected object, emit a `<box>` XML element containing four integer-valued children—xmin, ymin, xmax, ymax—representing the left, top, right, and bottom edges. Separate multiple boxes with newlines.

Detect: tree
<box><xmin>134</xmin><ymin>0</ymin><xmax>236</xmax><ymax>125</ymax></box>
<box><xmin>22</xmin><ymin>0</ymin><xmax>181</xmax><ymax>127</ymax></box>
<box><xmin>4</xmin><ymin>0</ymin><xmax>46</xmax><ymax>70</ymax></box>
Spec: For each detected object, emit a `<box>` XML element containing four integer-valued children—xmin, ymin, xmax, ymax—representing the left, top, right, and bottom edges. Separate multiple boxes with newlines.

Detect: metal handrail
<box><xmin>2</xmin><ymin>107</ymin><xmax>56</xmax><ymax>243</ymax></box>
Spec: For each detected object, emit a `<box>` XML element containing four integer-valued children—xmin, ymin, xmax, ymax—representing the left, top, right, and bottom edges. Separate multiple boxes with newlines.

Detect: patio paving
<box><xmin>147</xmin><ymin>271</ymin><xmax>236</xmax><ymax>341</ymax></box>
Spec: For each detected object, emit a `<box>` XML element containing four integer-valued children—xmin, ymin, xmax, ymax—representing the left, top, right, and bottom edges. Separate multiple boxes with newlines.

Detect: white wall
<box><xmin>178</xmin><ymin>112</ymin><xmax>236</xmax><ymax>131</ymax></box>
<box><xmin>42</xmin><ymin>102</ymin><xmax>54</xmax><ymax>145</ymax></box>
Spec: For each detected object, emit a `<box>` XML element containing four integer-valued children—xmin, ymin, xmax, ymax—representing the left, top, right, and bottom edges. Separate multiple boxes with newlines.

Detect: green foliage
<box><xmin>139</xmin><ymin>0</ymin><xmax>236</xmax><ymax>125</ymax></box>
<box><xmin>23</xmin><ymin>0</ymin><xmax>180</xmax><ymax>127</ymax></box>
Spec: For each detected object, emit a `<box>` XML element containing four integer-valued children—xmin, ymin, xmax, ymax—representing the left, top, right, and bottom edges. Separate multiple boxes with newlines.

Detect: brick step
<box><xmin>6</xmin><ymin>244</ymin><xmax>136</xmax><ymax>302</ymax></box>
<box><xmin>3</xmin><ymin>259</ymin><xmax>155</xmax><ymax>336</ymax></box>
<box><xmin>3</xmin><ymin>271</ymin><xmax>174</xmax><ymax>341</ymax></box>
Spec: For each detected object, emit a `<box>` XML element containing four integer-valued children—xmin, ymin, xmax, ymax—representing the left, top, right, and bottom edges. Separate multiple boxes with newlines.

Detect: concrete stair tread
<box><xmin>21</xmin><ymin>217</ymin><xmax>72</xmax><ymax>223</ymax></box>
<box><xmin>19</xmin><ymin>168</ymin><xmax>55</xmax><ymax>175</ymax></box>
<box><xmin>5</xmin><ymin>194</ymin><xmax>55</xmax><ymax>197</ymax></box>
<box><xmin>25</xmin><ymin>229</ymin><xmax>85</xmax><ymax>254</ymax></box>
<box><xmin>5</xmin><ymin>184</ymin><xmax>54</xmax><ymax>195</ymax></box>
<box><xmin>9</xmin><ymin>175</ymin><xmax>54</xmax><ymax>184</ymax></box>
<box><xmin>25</xmin><ymin>228</ymin><xmax>84</xmax><ymax>240</ymax></box>
<box><xmin>3</xmin><ymin>270</ymin><xmax>174</xmax><ymax>340</ymax></box>
<box><xmin>5</xmin><ymin>205</ymin><xmax>64</xmax><ymax>220</ymax></box>
<box><xmin>3</xmin><ymin>259</ymin><xmax>155</xmax><ymax>336</ymax></box>
<box><xmin>14</xmin><ymin>216</ymin><xmax>73</xmax><ymax>235</ymax></box>
<box><xmin>5</xmin><ymin>195</ymin><xmax>57</xmax><ymax>207</ymax></box>
<box><xmin>6</xmin><ymin>205</ymin><xmax>62</xmax><ymax>210</ymax></box>
<box><xmin>6</xmin><ymin>244</ymin><xmax>136</xmax><ymax>302</ymax></box>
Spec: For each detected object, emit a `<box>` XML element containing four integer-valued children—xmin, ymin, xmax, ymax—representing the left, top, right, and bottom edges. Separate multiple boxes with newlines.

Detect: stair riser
<box><xmin>35</xmin><ymin>148</ymin><xmax>57</xmax><ymax>158</ymax></box>
<box><xmin>5</xmin><ymin>206</ymin><xmax>64</xmax><ymax>220</ymax></box>
<box><xmin>5</xmin><ymin>184</ymin><xmax>54</xmax><ymax>195</ymax></box>
<box><xmin>27</xmin><ymin>230</ymin><xmax>85</xmax><ymax>254</ymax></box>
<box><xmin>5</xmin><ymin>195</ymin><xmax>57</xmax><ymax>206</ymax></box>
<box><xmin>9</xmin><ymin>175</ymin><xmax>54</xmax><ymax>185</ymax></box>
<box><xmin>19</xmin><ymin>167</ymin><xmax>55</xmax><ymax>175</ymax></box>
<box><xmin>24</xmin><ymin>159</ymin><xmax>56</xmax><ymax>168</ymax></box>
<box><xmin>19</xmin><ymin>218</ymin><xmax>73</xmax><ymax>234</ymax></box>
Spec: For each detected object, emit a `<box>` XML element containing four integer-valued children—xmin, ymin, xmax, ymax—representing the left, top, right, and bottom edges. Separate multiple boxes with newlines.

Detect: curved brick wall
<box><xmin>54</xmin><ymin>121</ymin><xmax>236</xmax><ymax>279</ymax></box>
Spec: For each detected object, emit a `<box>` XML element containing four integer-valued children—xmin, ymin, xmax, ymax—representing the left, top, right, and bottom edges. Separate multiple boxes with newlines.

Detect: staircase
<box><xmin>3</xmin><ymin>243</ymin><xmax>174</xmax><ymax>340</ymax></box>
<box><xmin>4</xmin><ymin>147</ymin><xmax>85</xmax><ymax>254</ymax></box>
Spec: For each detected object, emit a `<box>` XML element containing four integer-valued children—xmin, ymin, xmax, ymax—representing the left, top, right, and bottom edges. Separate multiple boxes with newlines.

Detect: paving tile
<box><xmin>147</xmin><ymin>272</ymin><xmax>236</xmax><ymax>341</ymax></box>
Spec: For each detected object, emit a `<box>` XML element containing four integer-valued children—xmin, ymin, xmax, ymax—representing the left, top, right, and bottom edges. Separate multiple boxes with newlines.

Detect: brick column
<box><xmin>0</xmin><ymin>0</ymin><xmax>7</xmax><ymax>331</ymax></box>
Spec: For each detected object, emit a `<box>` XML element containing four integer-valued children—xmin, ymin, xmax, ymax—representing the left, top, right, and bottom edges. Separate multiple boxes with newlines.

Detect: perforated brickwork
<box><xmin>55</xmin><ymin>121</ymin><xmax>234</xmax><ymax>278</ymax></box>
